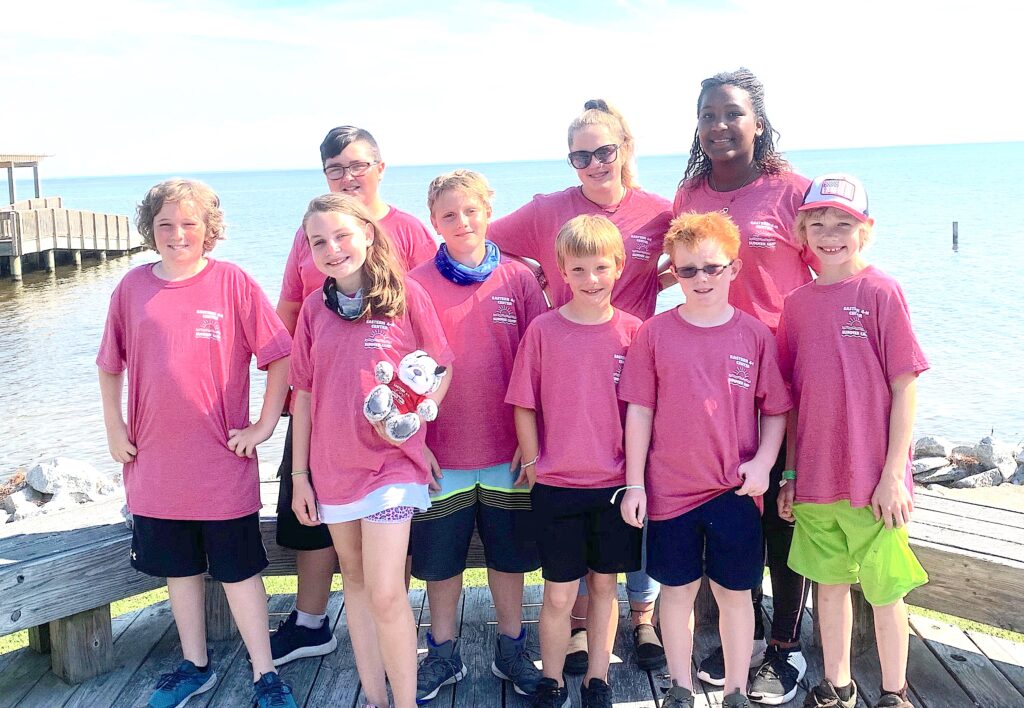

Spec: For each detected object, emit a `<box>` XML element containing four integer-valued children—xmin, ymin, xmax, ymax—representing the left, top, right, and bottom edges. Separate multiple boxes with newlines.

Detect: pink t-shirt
<box><xmin>489</xmin><ymin>187</ymin><xmax>672</xmax><ymax>321</ymax></box>
<box><xmin>96</xmin><ymin>260</ymin><xmax>292</xmax><ymax>521</ymax></box>
<box><xmin>618</xmin><ymin>308</ymin><xmax>792</xmax><ymax>521</ymax></box>
<box><xmin>279</xmin><ymin>206</ymin><xmax>438</xmax><ymax>303</ymax></box>
<box><xmin>776</xmin><ymin>266</ymin><xmax>929</xmax><ymax>507</ymax></box>
<box><xmin>408</xmin><ymin>257</ymin><xmax>548</xmax><ymax>469</ymax></box>
<box><xmin>289</xmin><ymin>278</ymin><xmax>453</xmax><ymax>506</ymax></box>
<box><xmin>673</xmin><ymin>172</ymin><xmax>815</xmax><ymax>332</ymax></box>
<box><xmin>505</xmin><ymin>309</ymin><xmax>642</xmax><ymax>489</ymax></box>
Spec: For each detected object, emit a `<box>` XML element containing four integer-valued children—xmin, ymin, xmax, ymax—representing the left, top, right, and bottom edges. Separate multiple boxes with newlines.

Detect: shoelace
<box><xmin>754</xmin><ymin>646</ymin><xmax>784</xmax><ymax>681</ymax></box>
<box><xmin>504</xmin><ymin>643</ymin><xmax>537</xmax><ymax>678</ymax></box>
<box><xmin>259</xmin><ymin>678</ymin><xmax>294</xmax><ymax>707</ymax></box>
<box><xmin>154</xmin><ymin>668</ymin><xmax>194</xmax><ymax>690</ymax></box>
<box><xmin>808</xmin><ymin>685</ymin><xmax>843</xmax><ymax>708</ymax></box>
<box><xmin>418</xmin><ymin>654</ymin><xmax>460</xmax><ymax>687</ymax></box>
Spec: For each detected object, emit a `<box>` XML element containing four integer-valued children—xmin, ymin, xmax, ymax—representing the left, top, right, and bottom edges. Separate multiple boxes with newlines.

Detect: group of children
<box><xmin>99</xmin><ymin>78</ymin><xmax>929</xmax><ymax>708</ymax></box>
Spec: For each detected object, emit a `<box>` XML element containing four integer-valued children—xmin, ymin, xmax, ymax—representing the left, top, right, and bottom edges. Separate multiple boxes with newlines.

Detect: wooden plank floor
<box><xmin>3</xmin><ymin>584</ymin><xmax>1024</xmax><ymax>707</ymax></box>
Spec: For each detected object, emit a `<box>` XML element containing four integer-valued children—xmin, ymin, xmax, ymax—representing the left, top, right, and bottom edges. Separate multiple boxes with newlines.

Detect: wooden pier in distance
<box><xmin>1</xmin><ymin>153</ymin><xmax>143</xmax><ymax>280</ymax></box>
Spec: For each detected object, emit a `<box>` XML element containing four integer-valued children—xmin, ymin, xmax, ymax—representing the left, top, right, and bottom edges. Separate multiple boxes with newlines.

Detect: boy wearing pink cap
<box><xmin>777</xmin><ymin>174</ymin><xmax>928</xmax><ymax>708</ymax></box>
<box><xmin>618</xmin><ymin>211</ymin><xmax>791</xmax><ymax>708</ymax></box>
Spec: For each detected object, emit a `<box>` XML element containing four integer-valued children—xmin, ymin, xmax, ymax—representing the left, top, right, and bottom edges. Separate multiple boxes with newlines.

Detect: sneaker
<box><xmin>492</xmin><ymin>630</ymin><xmax>542</xmax><ymax>696</ymax></box>
<box><xmin>696</xmin><ymin>638</ymin><xmax>768</xmax><ymax>686</ymax></box>
<box><xmin>270</xmin><ymin>610</ymin><xmax>338</xmax><ymax>667</ymax></box>
<box><xmin>748</xmin><ymin>644</ymin><xmax>806</xmax><ymax>705</ymax></box>
<box><xmin>531</xmin><ymin>677</ymin><xmax>570</xmax><ymax>708</ymax></box>
<box><xmin>723</xmin><ymin>690</ymin><xmax>752</xmax><ymax>708</ymax></box>
<box><xmin>802</xmin><ymin>680</ymin><xmax>858</xmax><ymax>708</ymax></box>
<box><xmin>564</xmin><ymin>627</ymin><xmax>589</xmax><ymax>674</ymax></box>
<box><xmin>661</xmin><ymin>681</ymin><xmax>695</xmax><ymax>708</ymax></box>
<box><xmin>416</xmin><ymin>633</ymin><xmax>467</xmax><ymax>704</ymax></box>
<box><xmin>252</xmin><ymin>672</ymin><xmax>297</xmax><ymax>707</ymax></box>
<box><xmin>874</xmin><ymin>686</ymin><xmax>913</xmax><ymax>707</ymax></box>
<box><xmin>580</xmin><ymin>677</ymin><xmax>612</xmax><ymax>708</ymax></box>
<box><xmin>148</xmin><ymin>660</ymin><xmax>217</xmax><ymax>708</ymax></box>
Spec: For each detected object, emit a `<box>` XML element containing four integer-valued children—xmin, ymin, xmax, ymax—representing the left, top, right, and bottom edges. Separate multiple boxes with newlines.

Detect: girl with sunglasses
<box><xmin>488</xmin><ymin>99</ymin><xmax>672</xmax><ymax>686</ymax></box>
<box><xmin>674</xmin><ymin>68</ymin><xmax>814</xmax><ymax>706</ymax></box>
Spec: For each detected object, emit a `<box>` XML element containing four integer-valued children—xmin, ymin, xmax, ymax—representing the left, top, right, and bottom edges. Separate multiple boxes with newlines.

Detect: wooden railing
<box><xmin>0</xmin><ymin>207</ymin><xmax>139</xmax><ymax>256</ymax></box>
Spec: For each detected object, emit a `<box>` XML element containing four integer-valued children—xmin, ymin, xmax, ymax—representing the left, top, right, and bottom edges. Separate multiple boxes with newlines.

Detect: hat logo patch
<box><xmin>819</xmin><ymin>179</ymin><xmax>856</xmax><ymax>200</ymax></box>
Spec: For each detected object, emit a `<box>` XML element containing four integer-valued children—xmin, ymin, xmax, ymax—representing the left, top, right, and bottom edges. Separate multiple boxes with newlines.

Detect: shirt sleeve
<box><xmin>279</xmin><ymin>227</ymin><xmax>308</xmax><ymax>304</ymax></box>
<box><xmin>240</xmin><ymin>271</ymin><xmax>293</xmax><ymax>370</ymax></box>
<box><xmin>289</xmin><ymin>299</ymin><xmax>315</xmax><ymax>391</ymax></box>
<box><xmin>755</xmin><ymin>326</ymin><xmax>793</xmax><ymax>416</ymax></box>
<box><xmin>876</xmin><ymin>283</ymin><xmax>929</xmax><ymax>382</ymax></box>
<box><xmin>489</xmin><ymin>198</ymin><xmax>541</xmax><ymax>261</ymax></box>
<box><xmin>504</xmin><ymin>322</ymin><xmax>542</xmax><ymax>410</ymax></box>
<box><xmin>406</xmin><ymin>280</ymin><xmax>453</xmax><ymax>366</ymax></box>
<box><xmin>617</xmin><ymin>322</ymin><xmax>656</xmax><ymax>408</ymax></box>
<box><xmin>96</xmin><ymin>281</ymin><xmax>127</xmax><ymax>374</ymax></box>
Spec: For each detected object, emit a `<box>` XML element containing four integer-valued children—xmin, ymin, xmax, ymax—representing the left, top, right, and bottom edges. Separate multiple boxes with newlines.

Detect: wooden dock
<box><xmin>2</xmin><ymin>582</ymin><xmax>1023</xmax><ymax>707</ymax></box>
<box><xmin>1</xmin><ymin>154</ymin><xmax>143</xmax><ymax>280</ymax></box>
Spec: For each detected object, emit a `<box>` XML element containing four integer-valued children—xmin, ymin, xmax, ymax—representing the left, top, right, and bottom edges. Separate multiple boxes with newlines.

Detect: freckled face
<box><xmin>671</xmin><ymin>240</ymin><xmax>738</xmax><ymax>310</ymax></box>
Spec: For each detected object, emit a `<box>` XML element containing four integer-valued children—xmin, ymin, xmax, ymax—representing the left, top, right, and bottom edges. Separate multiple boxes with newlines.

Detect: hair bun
<box><xmin>584</xmin><ymin>99</ymin><xmax>609</xmax><ymax>112</ymax></box>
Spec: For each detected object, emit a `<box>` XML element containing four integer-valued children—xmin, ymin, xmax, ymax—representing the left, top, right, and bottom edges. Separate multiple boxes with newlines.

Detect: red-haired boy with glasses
<box><xmin>618</xmin><ymin>211</ymin><xmax>791</xmax><ymax>708</ymax></box>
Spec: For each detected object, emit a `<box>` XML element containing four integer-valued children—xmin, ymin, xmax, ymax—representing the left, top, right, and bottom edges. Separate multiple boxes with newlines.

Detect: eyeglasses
<box><xmin>673</xmin><ymin>261</ymin><xmax>734</xmax><ymax>279</ymax></box>
<box><xmin>323</xmin><ymin>160</ymin><xmax>379</xmax><ymax>180</ymax></box>
<box><xmin>567</xmin><ymin>144</ymin><xmax>619</xmax><ymax>170</ymax></box>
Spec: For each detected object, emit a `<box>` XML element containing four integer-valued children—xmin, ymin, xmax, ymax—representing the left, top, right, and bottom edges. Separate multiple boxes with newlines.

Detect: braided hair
<box><xmin>680</xmin><ymin>68</ymin><xmax>791</xmax><ymax>188</ymax></box>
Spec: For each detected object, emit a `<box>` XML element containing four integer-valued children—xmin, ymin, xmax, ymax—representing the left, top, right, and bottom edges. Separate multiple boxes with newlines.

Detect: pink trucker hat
<box><xmin>798</xmin><ymin>173</ymin><xmax>870</xmax><ymax>222</ymax></box>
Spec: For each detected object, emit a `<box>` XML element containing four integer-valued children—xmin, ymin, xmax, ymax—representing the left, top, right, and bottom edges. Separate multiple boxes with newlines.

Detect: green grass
<box><xmin>3</xmin><ymin>573</ymin><xmax>1019</xmax><ymax>656</ymax></box>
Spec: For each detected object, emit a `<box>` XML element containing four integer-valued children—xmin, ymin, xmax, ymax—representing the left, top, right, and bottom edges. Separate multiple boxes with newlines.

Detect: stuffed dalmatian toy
<box><xmin>363</xmin><ymin>350</ymin><xmax>447</xmax><ymax>443</ymax></box>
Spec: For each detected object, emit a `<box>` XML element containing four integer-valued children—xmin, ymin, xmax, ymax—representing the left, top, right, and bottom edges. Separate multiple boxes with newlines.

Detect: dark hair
<box><xmin>319</xmin><ymin>126</ymin><xmax>381</xmax><ymax>165</ymax></box>
<box><xmin>680</xmin><ymin>67</ymin><xmax>791</xmax><ymax>187</ymax></box>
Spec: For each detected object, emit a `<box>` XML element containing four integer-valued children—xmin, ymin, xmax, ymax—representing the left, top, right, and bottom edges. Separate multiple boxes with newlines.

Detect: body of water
<box><xmin>2</xmin><ymin>142</ymin><xmax>1022</xmax><ymax>481</ymax></box>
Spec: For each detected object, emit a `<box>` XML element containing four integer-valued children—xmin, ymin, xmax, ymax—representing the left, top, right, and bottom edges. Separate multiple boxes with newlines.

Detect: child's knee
<box><xmin>586</xmin><ymin>573</ymin><xmax>618</xmax><ymax>599</ymax></box>
<box><xmin>709</xmin><ymin>582</ymin><xmax>752</xmax><ymax>609</ymax></box>
<box><xmin>368</xmin><ymin>583</ymin><xmax>408</xmax><ymax>617</ymax></box>
<box><xmin>544</xmin><ymin>583</ymin><xmax>580</xmax><ymax>613</ymax></box>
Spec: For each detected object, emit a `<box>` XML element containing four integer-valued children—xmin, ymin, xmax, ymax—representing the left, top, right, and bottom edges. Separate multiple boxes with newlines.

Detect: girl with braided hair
<box><xmin>674</xmin><ymin>68</ymin><xmax>814</xmax><ymax>706</ymax></box>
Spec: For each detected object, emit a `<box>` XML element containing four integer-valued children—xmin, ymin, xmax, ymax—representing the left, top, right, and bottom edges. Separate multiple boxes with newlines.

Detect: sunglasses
<box><xmin>323</xmin><ymin>160</ymin><xmax>379</xmax><ymax>180</ymax></box>
<box><xmin>674</xmin><ymin>261</ymin><xmax>734</xmax><ymax>279</ymax></box>
<box><xmin>567</xmin><ymin>144</ymin><xmax>619</xmax><ymax>170</ymax></box>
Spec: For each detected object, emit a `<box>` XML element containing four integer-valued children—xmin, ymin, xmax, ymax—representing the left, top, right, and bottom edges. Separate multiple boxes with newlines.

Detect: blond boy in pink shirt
<box><xmin>777</xmin><ymin>175</ymin><xmax>928</xmax><ymax>708</ymax></box>
<box><xmin>97</xmin><ymin>179</ymin><xmax>297</xmax><ymax>708</ymax></box>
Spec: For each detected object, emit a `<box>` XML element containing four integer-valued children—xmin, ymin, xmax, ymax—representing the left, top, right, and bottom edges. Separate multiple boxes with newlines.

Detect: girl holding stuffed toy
<box><xmin>289</xmin><ymin>194</ymin><xmax>452</xmax><ymax>708</ymax></box>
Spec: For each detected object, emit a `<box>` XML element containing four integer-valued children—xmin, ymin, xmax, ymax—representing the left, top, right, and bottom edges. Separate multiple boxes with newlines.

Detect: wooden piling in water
<box><xmin>953</xmin><ymin>221</ymin><xmax>959</xmax><ymax>251</ymax></box>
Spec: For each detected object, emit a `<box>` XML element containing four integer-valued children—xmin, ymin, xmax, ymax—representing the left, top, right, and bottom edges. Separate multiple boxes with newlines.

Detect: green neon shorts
<box><xmin>788</xmin><ymin>500</ymin><xmax>928</xmax><ymax>606</ymax></box>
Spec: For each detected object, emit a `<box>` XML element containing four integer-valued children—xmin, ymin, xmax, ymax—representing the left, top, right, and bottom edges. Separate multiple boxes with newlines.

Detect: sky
<box><xmin>2</xmin><ymin>0</ymin><xmax>1021</xmax><ymax>177</ymax></box>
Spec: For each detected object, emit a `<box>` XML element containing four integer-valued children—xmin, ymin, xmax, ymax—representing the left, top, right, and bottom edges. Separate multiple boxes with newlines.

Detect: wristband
<box><xmin>782</xmin><ymin>469</ymin><xmax>797</xmax><ymax>480</ymax></box>
<box><xmin>291</xmin><ymin>469</ymin><xmax>310</xmax><ymax>477</ymax></box>
<box><xmin>610</xmin><ymin>485</ymin><xmax>645</xmax><ymax>504</ymax></box>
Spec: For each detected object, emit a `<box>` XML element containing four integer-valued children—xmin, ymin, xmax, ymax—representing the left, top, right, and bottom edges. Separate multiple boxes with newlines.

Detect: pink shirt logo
<box><xmin>728</xmin><ymin>354</ymin><xmax>753</xmax><ymax>389</ymax></box>
<box><xmin>628</xmin><ymin>233</ymin><xmax>654</xmax><ymax>262</ymax></box>
<box><xmin>491</xmin><ymin>296</ymin><xmax>518</xmax><ymax>326</ymax></box>
<box><xmin>195</xmin><ymin>310</ymin><xmax>224</xmax><ymax>342</ymax></box>
<box><xmin>746</xmin><ymin>220</ymin><xmax>779</xmax><ymax>249</ymax></box>
<box><xmin>841</xmin><ymin>306</ymin><xmax>870</xmax><ymax>339</ymax></box>
<box><xmin>364</xmin><ymin>319</ymin><xmax>394</xmax><ymax>350</ymax></box>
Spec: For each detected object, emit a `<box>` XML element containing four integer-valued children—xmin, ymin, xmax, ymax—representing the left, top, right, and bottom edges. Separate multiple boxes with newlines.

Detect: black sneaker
<box><xmin>564</xmin><ymin>627</ymin><xmax>589</xmax><ymax>674</ymax></box>
<box><xmin>531</xmin><ymin>677</ymin><xmax>569</xmax><ymax>708</ymax></box>
<box><xmin>661</xmin><ymin>681</ymin><xmax>695</xmax><ymax>708</ymax></box>
<box><xmin>580</xmin><ymin>677</ymin><xmax>612</xmax><ymax>708</ymax></box>
<box><xmin>697</xmin><ymin>639</ymin><xmax>767</xmax><ymax>686</ymax></box>
<box><xmin>748</xmin><ymin>644</ymin><xmax>806</xmax><ymax>705</ymax></box>
<box><xmin>874</xmin><ymin>686</ymin><xmax>913</xmax><ymax>708</ymax></box>
<box><xmin>270</xmin><ymin>611</ymin><xmax>338</xmax><ymax>667</ymax></box>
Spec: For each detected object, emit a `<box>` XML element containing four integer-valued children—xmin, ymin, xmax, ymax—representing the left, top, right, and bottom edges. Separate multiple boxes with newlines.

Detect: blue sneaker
<box><xmin>270</xmin><ymin>610</ymin><xmax>338</xmax><ymax>666</ymax></box>
<box><xmin>148</xmin><ymin>660</ymin><xmax>217</xmax><ymax>708</ymax></box>
<box><xmin>252</xmin><ymin>672</ymin><xmax>297</xmax><ymax>707</ymax></box>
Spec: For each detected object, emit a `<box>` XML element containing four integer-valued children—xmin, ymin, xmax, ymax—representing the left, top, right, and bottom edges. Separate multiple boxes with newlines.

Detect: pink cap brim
<box><xmin>798</xmin><ymin>200</ymin><xmax>869</xmax><ymax>223</ymax></box>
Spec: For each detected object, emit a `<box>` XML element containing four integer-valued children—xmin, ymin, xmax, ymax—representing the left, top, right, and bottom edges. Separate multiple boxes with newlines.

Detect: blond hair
<box><xmin>555</xmin><ymin>214</ymin><xmax>626</xmax><ymax>270</ymax></box>
<box><xmin>664</xmin><ymin>211</ymin><xmax>741</xmax><ymax>262</ymax></box>
<box><xmin>427</xmin><ymin>169</ymin><xmax>494</xmax><ymax>214</ymax></box>
<box><xmin>567</xmin><ymin>99</ymin><xmax>639</xmax><ymax>190</ymax></box>
<box><xmin>793</xmin><ymin>207</ymin><xmax>875</xmax><ymax>248</ymax></box>
<box><xmin>136</xmin><ymin>178</ymin><xmax>225</xmax><ymax>253</ymax></box>
<box><xmin>302</xmin><ymin>194</ymin><xmax>405</xmax><ymax>319</ymax></box>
